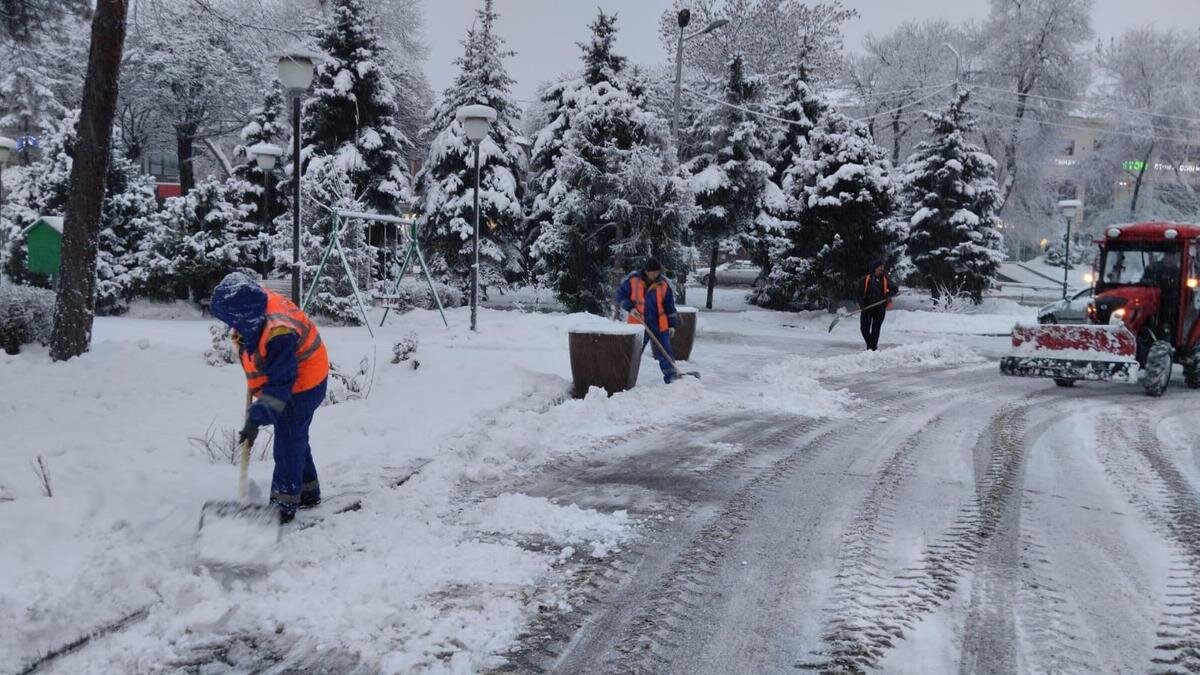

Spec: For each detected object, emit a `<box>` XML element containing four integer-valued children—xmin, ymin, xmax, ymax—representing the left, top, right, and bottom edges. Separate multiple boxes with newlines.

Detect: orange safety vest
<box><xmin>627</xmin><ymin>275</ymin><xmax>670</xmax><ymax>332</ymax></box>
<box><xmin>863</xmin><ymin>274</ymin><xmax>892</xmax><ymax>308</ymax></box>
<box><xmin>239</xmin><ymin>289</ymin><xmax>330</xmax><ymax>396</ymax></box>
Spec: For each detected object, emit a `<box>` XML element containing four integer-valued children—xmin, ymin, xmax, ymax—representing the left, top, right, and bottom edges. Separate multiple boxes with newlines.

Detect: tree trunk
<box><xmin>49</xmin><ymin>0</ymin><xmax>128</xmax><ymax>362</ymax></box>
<box><xmin>998</xmin><ymin>88</ymin><xmax>1032</xmax><ymax>214</ymax></box>
<box><xmin>1129</xmin><ymin>143</ymin><xmax>1155</xmax><ymax>215</ymax></box>
<box><xmin>176</xmin><ymin>123</ymin><xmax>198</xmax><ymax>195</ymax></box>
<box><xmin>705</xmin><ymin>243</ymin><xmax>718</xmax><ymax>310</ymax></box>
<box><xmin>891</xmin><ymin>113</ymin><xmax>902</xmax><ymax>165</ymax></box>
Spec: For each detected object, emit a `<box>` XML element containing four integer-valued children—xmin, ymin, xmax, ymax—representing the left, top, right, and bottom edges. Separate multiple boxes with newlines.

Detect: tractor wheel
<box><xmin>1183</xmin><ymin>346</ymin><xmax>1200</xmax><ymax>389</ymax></box>
<box><xmin>1054</xmin><ymin>378</ymin><xmax>1076</xmax><ymax>387</ymax></box>
<box><xmin>1142</xmin><ymin>341</ymin><xmax>1174</xmax><ymax>397</ymax></box>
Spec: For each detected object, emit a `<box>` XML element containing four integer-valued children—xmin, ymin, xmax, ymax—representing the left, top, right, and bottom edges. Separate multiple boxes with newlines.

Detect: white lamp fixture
<box><xmin>277</xmin><ymin>51</ymin><xmax>318</xmax><ymax>93</ymax></box>
<box><xmin>0</xmin><ymin>136</ymin><xmax>15</xmax><ymax>165</ymax></box>
<box><xmin>456</xmin><ymin>104</ymin><xmax>497</xmax><ymax>143</ymax></box>
<box><xmin>1057</xmin><ymin>199</ymin><xmax>1082</xmax><ymax>221</ymax></box>
<box><xmin>249</xmin><ymin>143</ymin><xmax>284</xmax><ymax>171</ymax></box>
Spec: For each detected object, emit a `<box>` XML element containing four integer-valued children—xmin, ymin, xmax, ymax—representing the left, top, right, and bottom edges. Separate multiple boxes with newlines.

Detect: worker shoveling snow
<box><xmin>1000</xmin><ymin>323</ymin><xmax>1140</xmax><ymax>384</ymax></box>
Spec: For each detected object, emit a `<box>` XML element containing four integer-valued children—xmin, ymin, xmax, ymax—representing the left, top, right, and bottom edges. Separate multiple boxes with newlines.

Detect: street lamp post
<box><xmin>277</xmin><ymin>52</ymin><xmax>318</xmax><ymax>304</ymax></box>
<box><xmin>0</xmin><ymin>136</ymin><xmax>15</xmax><ymax>212</ymax></box>
<box><xmin>670</xmin><ymin>12</ymin><xmax>728</xmax><ymax>303</ymax></box>
<box><xmin>1058</xmin><ymin>199</ymin><xmax>1082</xmax><ymax>299</ymax></box>
<box><xmin>249</xmin><ymin>142</ymin><xmax>283</xmax><ymax>276</ymax></box>
<box><xmin>942</xmin><ymin>43</ymin><xmax>962</xmax><ymax>87</ymax></box>
<box><xmin>456</xmin><ymin>104</ymin><xmax>497</xmax><ymax>333</ymax></box>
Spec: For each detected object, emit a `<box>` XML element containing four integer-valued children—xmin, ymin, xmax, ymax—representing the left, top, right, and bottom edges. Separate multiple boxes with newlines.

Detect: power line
<box><xmin>682</xmin><ymin>83</ymin><xmax>955</xmax><ymax>128</ymax></box>
<box><xmin>971</xmin><ymin>107</ymin><xmax>1196</xmax><ymax>146</ymax></box>
<box><xmin>968</xmin><ymin>83</ymin><xmax>1200</xmax><ymax>128</ymax></box>
<box><xmin>969</xmin><ymin>89</ymin><xmax>1200</xmax><ymax>141</ymax></box>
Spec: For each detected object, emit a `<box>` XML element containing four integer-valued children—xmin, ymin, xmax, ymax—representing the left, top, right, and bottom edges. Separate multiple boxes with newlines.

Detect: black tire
<box><xmin>1039</xmin><ymin>314</ymin><xmax>1058</xmax><ymax>325</ymax></box>
<box><xmin>1184</xmin><ymin>346</ymin><xmax>1200</xmax><ymax>389</ymax></box>
<box><xmin>1143</xmin><ymin>341</ymin><xmax>1174</xmax><ymax>397</ymax></box>
<box><xmin>1054</xmin><ymin>378</ymin><xmax>1076</xmax><ymax>387</ymax></box>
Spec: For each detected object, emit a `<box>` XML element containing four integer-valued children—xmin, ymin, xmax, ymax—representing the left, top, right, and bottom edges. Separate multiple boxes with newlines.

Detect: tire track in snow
<box><xmin>799</xmin><ymin>395</ymin><xmax>1041</xmax><ymax>672</ymax></box>
<box><xmin>1100</xmin><ymin>415</ymin><xmax>1200</xmax><ymax>673</ymax></box>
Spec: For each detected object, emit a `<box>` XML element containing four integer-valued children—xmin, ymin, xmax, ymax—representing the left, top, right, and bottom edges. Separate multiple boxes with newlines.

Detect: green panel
<box><xmin>26</xmin><ymin>224</ymin><xmax>62</xmax><ymax>275</ymax></box>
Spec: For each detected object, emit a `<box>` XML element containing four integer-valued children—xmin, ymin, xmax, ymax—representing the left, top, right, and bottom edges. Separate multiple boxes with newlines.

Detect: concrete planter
<box><xmin>673</xmin><ymin>306</ymin><xmax>698</xmax><ymax>361</ymax></box>
<box><xmin>568</xmin><ymin>322</ymin><xmax>644</xmax><ymax>397</ymax></box>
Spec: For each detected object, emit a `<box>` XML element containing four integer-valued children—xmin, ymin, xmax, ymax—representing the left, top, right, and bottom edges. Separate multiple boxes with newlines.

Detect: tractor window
<box><xmin>1100</xmin><ymin>243</ymin><xmax>1180</xmax><ymax>289</ymax></box>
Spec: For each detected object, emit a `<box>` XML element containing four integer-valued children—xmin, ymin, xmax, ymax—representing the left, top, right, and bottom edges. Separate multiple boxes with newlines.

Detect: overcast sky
<box><xmin>421</xmin><ymin>0</ymin><xmax>1199</xmax><ymax>103</ymax></box>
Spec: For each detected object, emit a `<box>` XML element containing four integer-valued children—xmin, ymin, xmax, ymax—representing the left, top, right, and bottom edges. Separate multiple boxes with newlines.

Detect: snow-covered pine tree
<box><xmin>232</xmin><ymin>86</ymin><xmax>289</xmax><ymax>276</ymax></box>
<box><xmin>529</xmin><ymin>11</ymin><xmax>684</xmax><ymax>314</ymax></box>
<box><xmin>525</xmin><ymin>73</ymin><xmax>581</xmax><ymax>274</ymax></box>
<box><xmin>748</xmin><ymin>67</ymin><xmax>827</xmax><ymax>308</ymax></box>
<box><xmin>416</xmin><ymin>0</ymin><xmax>525</xmax><ymax>294</ymax></box>
<box><xmin>297</xmin><ymin>0</ymin><xmax>413</xmax><ymax>322</ymax></box>
<box><xmin>2</xmin><ymin>111</ymin><xmax>157</xmax><ymax>313</ymax></box>
<box><xmin>95</xmin><ymin>150</ymin><xmax>158</xmax><ymax>314</ymax></box>
<box><xmin>785</xmin><ymin>111</ymin><xmax>901</xmax><ymax>308</ymax></box>
<box><xmin>902</xmin><ymin>90</ymin><xmax>1004</xmax><ymax>304</ymax></box>
<box><xmin>685</xmin><ymin>55</ymin><xmax>781</xmax><ymax>310</ymax></box>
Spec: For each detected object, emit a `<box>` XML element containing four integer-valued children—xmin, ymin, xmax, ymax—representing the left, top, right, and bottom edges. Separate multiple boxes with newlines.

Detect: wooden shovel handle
<box><xmin>237</xmin><ymin>389</ymin><xmax>253</xmax><ymax>501</ymax></box>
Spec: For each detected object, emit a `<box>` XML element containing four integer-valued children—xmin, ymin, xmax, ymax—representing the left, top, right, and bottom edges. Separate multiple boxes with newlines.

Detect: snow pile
<box><xmin>751</xmin><ymin>369</ymin><xmax>855</xmax><ymax>418</ymax></box>
<box><xmin>463</xmin><ymin>493</ymin><xmax>631</xmax><ymax>558</ymax></box>
<box><xmin>798</xmin><ymin>340</ymin><xmax>985</xmax><ymax>378</ymax></box>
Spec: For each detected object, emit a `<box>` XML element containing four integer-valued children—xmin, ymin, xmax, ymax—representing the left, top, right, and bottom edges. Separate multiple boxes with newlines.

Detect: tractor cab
<box><xmin>1001</xmin><ymin>222</ymin><xmax>1200</xmax><ymax>396</ymax></box>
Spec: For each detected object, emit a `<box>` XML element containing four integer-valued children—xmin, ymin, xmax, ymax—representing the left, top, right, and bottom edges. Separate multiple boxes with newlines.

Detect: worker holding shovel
<box><xmin>210</xmin><ymin>272</ymin><xmax>329</xmax><ymax>525</ymax></box>
<box><xmin>618</xmin><ymin>258</ymin><xmax>682</xmax><ymax>383</ymax></box>
<box><xmin>859</xmin><ymin>259</ymin><xmax>899</xmax><ymax>351</ymax></box>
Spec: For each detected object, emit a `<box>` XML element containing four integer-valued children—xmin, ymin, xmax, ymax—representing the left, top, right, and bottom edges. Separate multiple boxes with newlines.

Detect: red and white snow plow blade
<box><xmin>999</xmin><ymin>323</ymin><xmax>1140</xmax><ymax>383</ymax></box>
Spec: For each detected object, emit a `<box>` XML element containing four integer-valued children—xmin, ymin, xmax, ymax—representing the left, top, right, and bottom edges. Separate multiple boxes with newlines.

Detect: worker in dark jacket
<box><xmin>859</xmin><ymin>259</ymin><xmax>899</xmax><ymax>351</ymax></box>
<box><xmin>210</xmin><ymin>272</ymin><xmax>330</xmax><ymax>524</ymax></box>
<box><xmin>617</xmin><ymin>258</ymin><xmax>681</xmax><ymax>383</ymax></box>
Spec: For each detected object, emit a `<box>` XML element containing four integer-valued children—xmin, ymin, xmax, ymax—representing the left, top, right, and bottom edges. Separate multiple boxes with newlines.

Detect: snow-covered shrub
<box><xmin>391</xmin><ymin>332</ymin><xmax>419</xmax><ymax>368</ymax></box>
<box><xmin>929</xmin><ymin>282</ymin><xmax>972</xmax><ymax>314</ymax></box>
<box><xmin>377</xmin><ymin>279</ymin><xmax>464</xmax><ymax>313</ymax></box>
<box><xmin>0</xmin><ymin>284</ymin><xmax>55</xmax><ymax>354</ymax></box>
<box><xmin>325</xmin><ymin>356</ymin><xmax>372</xmax><ymax>405</ymax></box>
<box><xmin>204</xmin><ymin>323</ymin><xmax>237</xmax><ymax>366</ymax></box>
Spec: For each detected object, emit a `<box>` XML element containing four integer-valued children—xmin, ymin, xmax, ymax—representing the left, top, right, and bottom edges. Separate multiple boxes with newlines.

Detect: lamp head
<box><xmin>248</xmin><ymin>142</ymin><xmax>284</xmax><ymax>170</ymax></box>
<box><xmin>456</xmin><ymin>104</ymin><xmax>498</xmax><ymax>143</ymax></box>
<box><xmin>276</xmin><ymin>50</ymin><xmax>320</xmax><ymax>93</ymax></box>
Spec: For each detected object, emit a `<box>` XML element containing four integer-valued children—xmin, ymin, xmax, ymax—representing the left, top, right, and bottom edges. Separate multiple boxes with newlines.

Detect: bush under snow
<box><xmin>0</xmin><ymin>284</ymin><xmax>55</xmax><ymax>355</ymax></box>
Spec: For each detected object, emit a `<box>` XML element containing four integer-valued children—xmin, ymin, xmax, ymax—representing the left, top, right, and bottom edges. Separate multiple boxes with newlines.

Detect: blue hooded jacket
<box><xmin>210</xmin><ymin>273</ymin><xmax>301</xmax><ymax>426</ymax></box>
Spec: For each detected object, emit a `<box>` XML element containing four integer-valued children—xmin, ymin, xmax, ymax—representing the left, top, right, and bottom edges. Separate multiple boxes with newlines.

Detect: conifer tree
<box><xmin>902</xmin><ymin>90</ymin><xmax>1004</xmax><ymax>303</ymax></box>
<box><xmin>416</xmin><ymin>0</ymin><xmax>525</xmax><ymax>293</ymax></box>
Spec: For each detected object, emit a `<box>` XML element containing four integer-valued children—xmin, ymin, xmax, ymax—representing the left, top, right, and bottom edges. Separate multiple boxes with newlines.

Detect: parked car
<box><xmin>697</xmin><ymin>260</ymin><xmax>762</xmax><ymax>286</ymax></box>
<box><xmin>1037</xmin><ymin>286</ymin><xmax>1093</xmax><ymax>324</ymax></box>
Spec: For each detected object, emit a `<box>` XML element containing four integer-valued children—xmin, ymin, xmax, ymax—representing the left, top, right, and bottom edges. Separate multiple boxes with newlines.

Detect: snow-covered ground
<box><xmin>19</xmin><ymin>285</ymin><xmax>1193</xmax><ymax>673</ymax></box>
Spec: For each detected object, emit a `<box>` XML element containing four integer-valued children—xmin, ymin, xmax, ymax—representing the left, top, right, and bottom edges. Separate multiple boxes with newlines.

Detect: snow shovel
<box><xmin>828</xmin><ymin>298</ymin><xmax>890</xmax><ymax>333</ymax></box>
<box><xmin>196</xmin><ymin>390</ymin><xmax>280</xmax><ymax>567</ymax></box>
<box><xmin>632</xmin><ymin>314</ymin><xmax>700</xmax><ymax>380</ymax></box>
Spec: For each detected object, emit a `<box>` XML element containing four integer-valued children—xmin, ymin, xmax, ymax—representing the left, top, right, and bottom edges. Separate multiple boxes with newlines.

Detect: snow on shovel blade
<box><xmin>999</xmin><ymin>323</ymin><xmax>1139</xmax><ymax>383</ymax></box>
<box><xmin>196</xmin><ymin>501</ymin><xmax>280</xmax><ymax>568</ymax></box>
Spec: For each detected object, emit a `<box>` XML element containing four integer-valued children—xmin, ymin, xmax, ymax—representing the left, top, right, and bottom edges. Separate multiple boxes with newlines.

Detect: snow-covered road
<box><xmin>3</xmin><ymin>290</ymin><xmax>1198</xmax><ymax>673</ymax></box>
<box><xmin>493</xmin><ymin>305</ymin><xmax>1197</xmax><ymax>673</ymax></box>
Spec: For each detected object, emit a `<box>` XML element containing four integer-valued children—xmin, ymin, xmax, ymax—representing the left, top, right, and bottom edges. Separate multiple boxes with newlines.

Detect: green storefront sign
<box><xmin>22</xmin><ymin>216</ymin><xmax>63</xmax><ymax>275</ymax></box>
<box><xmin>1123</xmin><ymin>160</ymin><xmax>1147</xmax><ymax>172</ymax></box>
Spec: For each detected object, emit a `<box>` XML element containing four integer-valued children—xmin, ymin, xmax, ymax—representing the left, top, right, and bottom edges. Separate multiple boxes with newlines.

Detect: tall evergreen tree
<box><xmin>787</xmin><ymin>111</ymin><xmax>901</xmax><ymax>308</ymax></box>
<box><xmin>416</xmin><ymin>0</ymin><xmax>524</xmax><ymax>294</ymax></box>
<box><xmin>902</xmin><ymin>90</ymin><xmax>1004</xmax><ymax>303</ymax></box>
<box><xmin>685</xmin><ymin>55</ymin><xmax>781</xmax><ymax>310</ymax></box>
<box><xmin>748</xmin><ymin>67</ymin><xmax>826</xmax><ymax>308</ymax></box>
<box><xmin>530</xmin><ymin>11</ymin><xmax>685</xmax><ymax>314</ymax></box>
<box><xmin>298</xmin><ymin>0</ymin><xmax>413</xmax><ymax>322</ymax></box>
<box><xmin>233</xmin><ymin>86</ymin><xmax>290</xmax><ymax>253</ymax></box>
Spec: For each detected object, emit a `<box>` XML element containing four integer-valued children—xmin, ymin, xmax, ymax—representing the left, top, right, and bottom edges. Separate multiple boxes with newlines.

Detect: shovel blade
<box><xmin>196</xmin><ymin>500</ymin><xmax>280</xmax><ymax>568</ymax></box>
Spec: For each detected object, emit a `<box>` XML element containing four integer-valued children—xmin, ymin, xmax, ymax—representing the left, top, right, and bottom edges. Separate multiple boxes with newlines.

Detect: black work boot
<box><xmin>279</xmin><ymin>507</ymin><xmax>295</xmax><ymax>525</ymax></box>
<box><xmin>299</xmin><ymin>492</ymin><xmax>321</xmax><ymax>509</ymax></box>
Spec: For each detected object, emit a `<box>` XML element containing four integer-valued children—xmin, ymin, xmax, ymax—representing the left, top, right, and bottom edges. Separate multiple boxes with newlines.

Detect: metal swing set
<box><xmin>302</xmin><ymin>206</ymin><xmax>449</xmax><ymax>335</ymax></box>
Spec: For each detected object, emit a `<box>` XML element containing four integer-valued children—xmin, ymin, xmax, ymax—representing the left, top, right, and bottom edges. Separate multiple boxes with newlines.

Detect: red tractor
<box><xmin>1001</xmin><ymin>222</ymin><xmax>1200</xmax><ymax>396</ymax></box>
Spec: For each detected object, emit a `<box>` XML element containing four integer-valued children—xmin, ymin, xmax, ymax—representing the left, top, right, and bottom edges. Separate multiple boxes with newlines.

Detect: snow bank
<box><xmin>797</xmin><ymin>340</ymin><xmax>985</xmax><ymax>378</ymax></box>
